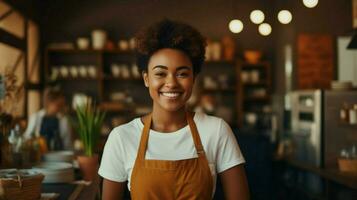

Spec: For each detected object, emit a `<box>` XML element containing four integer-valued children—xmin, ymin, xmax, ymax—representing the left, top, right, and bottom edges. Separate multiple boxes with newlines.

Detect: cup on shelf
<box><xmin>110</xmin><ymin>92</ymin><xmax>127</xmax><ymax>102</ymax></box>
<box><xmin>129</xmin><ymin>38</ymin><xmax>136</xmax><ymax>50</ymax></box>
<box><xmin>245</xmin><ymin>112</ymin><xmax>257</xmax><ymax>126</ymax></box>
<box><xmin>203</xmin><ymin>76</ymin><xmax>218</xmax><ymax>89</ymax></box>
<box><xmin>211</xmin><ymin>42</ymin><xmax>222</xmax><ymax>61</ymax></box>
<box><xmin>121</xmin><ymin>65</ymin><xmax>131</xmax><ymax>79</ymax></box>
<box><xmin>69</xmin><ymin>66</ymin><xmax>79</xmax><ymax>78</ymax></box>
<box><xmin>250</xmin><ymin>70</ymin><xmax>260</xmax><ymax>83</ymax></box>
<box><xmin>205</xmin><ymin>40</ymin><xmax>213</xmax><ymax>61</ymax></box>
<box><xmin>111</xmin><ymin>64</ymin><xmax>121</xmax><ymax>77</ymax></box>
<box><xmin>218</xmin><ymin>74</ymin><xmax>229</xmax><ymax>89</ymax></box>
<box><xmin>51</xmin><ymin>67</ymin><xmax>59</xmax><ymax>80</ymax></box>
<box><xmin>59</xmin><ymin>66</ymin><xmax>69</xmax><ymax>78</ymax></box>
<box><xmin>131</xmin><ymin>63</ymin><xmax>141</xmax><ymax>79</ymax></box>
<box><xmin>79</xmin><ymin>65</ymin><xmax>87</xmax><ymax>78</ymax></box>
<box><xmin>251</xmin><ymin>88</ymin><xmax>267</xmax><ymax>97</ymax></box>
<box><xmin>118</xmin><ymin>40</ymin><xmax>129</xmax><ymax>51</ymax></box>
<box><xmin>76</xmin><ymin>37</ymin><xmax>90</xmax><ymax>50</ymax></box>
<box><xmin>241</xmin><ymin>71</ymin><xmax>250</xmax><ymax>83</ymax></box>
<box><xmin>91</xmin><ymin>29</ymin><xmax>107</xmax><ymax>50</ymax></box>
<box><xmin>88</xmin><ymin>65</ymin><xmax>97</xmax><ymax>78</ymax></box>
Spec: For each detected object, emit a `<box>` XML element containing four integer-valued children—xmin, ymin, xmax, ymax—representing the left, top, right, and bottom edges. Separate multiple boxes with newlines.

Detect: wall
<box><xmin>272</xmin><ymin>0</ymin><xmax>352</xmax><ymax>131</ymax></box>
<box><xmin>39</xmin><ymin>0</ymin><xmax>275</xmax><ymax>58</ymax></box>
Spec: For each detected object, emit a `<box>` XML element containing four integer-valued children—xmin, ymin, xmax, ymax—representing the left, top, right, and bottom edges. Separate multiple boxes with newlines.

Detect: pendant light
<box><xmin>278</xmin><ymin>10</ymin><xmax>292</xmax><ymax>24</ymax></box>
<box><xmin>258</xmin><ymin>23</ymin><xmax>272</xmax><ymax>36</ymax></box>
<box><xmin>250</xmin><ymin>10</ymin><xmax>265</xmax><ymax>24</ymax></box>
<box><xmin>303</xmin><ymin>0</ymin><xmax>318</xmax><ymax>8</ymax></box>
<box><xmin>229</xmin><ymin>19</ymin><xmax>244</xmax><ymax>33</ymax></box>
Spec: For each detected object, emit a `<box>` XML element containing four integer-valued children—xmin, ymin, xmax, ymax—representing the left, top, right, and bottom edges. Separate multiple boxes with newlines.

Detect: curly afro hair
<box><xmin>135</xmin><ymin>19</ymin><xmax>206</xmax><ymax>75</ymax></box>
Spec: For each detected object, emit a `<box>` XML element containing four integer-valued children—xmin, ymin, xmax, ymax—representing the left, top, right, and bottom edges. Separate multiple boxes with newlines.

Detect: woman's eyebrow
<box><xmin>176</xmin><ymin>66</ymin><xmax>191</xmax><ymax>71</ymax></box>
<box><xmin>153</xmin><ymin>65</ymin><xmax>167</xmax><ymax>70</ymax></box>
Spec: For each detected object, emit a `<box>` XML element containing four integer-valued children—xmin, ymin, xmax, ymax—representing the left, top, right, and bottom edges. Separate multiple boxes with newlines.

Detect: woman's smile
<box><xmin>160</xmin><ymin>91</ymin><xmax>183</xmax><ymax>99</ymax></box>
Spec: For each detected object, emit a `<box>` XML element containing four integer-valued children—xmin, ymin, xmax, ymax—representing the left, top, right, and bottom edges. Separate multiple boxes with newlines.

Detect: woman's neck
<box><xmin>151</xmin><ymin>105</ymin><xmax>187</xmax><ymax>133</ymax></box>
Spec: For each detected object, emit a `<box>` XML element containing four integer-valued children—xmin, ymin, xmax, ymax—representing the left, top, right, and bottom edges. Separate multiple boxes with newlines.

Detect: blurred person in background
<box><xmin>24</xmin><ymin>86</ymin><xmax>73</xmax><ymax>150</ymax></box>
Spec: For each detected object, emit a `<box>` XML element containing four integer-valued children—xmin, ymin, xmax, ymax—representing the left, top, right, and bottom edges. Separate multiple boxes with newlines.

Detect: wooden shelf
<box><xmin>242</xmin><ymin>81</ymin><xmax>267</xmax><ymax>86</ymax></box>
<box><xmin>202</xmin><ymin>88</ymin><xmax>236</xmax><ymax>93</ymax></box>
<box><xmin>54</xmin><ymin>77</ymin><xmax>99</xmax><ymax>81</ymax></box>
<box><xmin>103</xmin><ymin>76</ymin><xmax>142</xmax><ymax>82</ymax></box>
<box><xmin>47</xmin><ymin>48</ymin><xmax>135</xmax><ymax>54</ymax></box>
<box><xmin>99</xmin><ymin>102</ymin><xmax>133</xmax><ymax>112</ymax></box>
<box><xmin>204</xmin><ymin>60</ymin><xmax>235</xmax><ymax>65</ymax></box>
<box><xmin>240</xmin><ymin>61</ymin><xmax>270</xmax><ymax>66</ymax></box>
<box><xmin>244</xmin><ymin>96</ymin><xmax>270</xmax><ymax>101</ymax></box>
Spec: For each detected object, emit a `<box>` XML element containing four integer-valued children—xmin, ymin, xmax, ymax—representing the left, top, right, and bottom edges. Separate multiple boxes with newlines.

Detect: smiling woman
<box><xmin>99</xmin><ymin>19</ymin><xmax>249</xmax><ymax>200</ymax></box>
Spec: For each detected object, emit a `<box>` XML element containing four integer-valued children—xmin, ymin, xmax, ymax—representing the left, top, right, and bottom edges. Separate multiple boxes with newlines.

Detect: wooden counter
<box><xmin>285</xmin><ymin>159</ymin><xmax>357</xmax><ymax>190</ymax></box>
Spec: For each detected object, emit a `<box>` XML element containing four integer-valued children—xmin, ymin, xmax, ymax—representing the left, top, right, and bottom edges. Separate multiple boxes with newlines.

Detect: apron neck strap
<box><xmin>186</xmin><ymin>112</ymin><xmax>205</xmax><ymax>157</ymax></box>
<box><xmin>137</xmin><ymin>113</ymin><xmax>152</xmax><ymax>161</ymax></box>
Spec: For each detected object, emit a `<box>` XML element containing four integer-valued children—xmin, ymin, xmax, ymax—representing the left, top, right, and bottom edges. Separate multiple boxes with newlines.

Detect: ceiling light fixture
<box><xmin>258</xmin><ymin>23</ymin><xmax>272</xmax><ymax>36</ymax></box>
<box><xmin>303</xmin><ymin>0</ymin><xmax>318</xmax><ymax>8</ymax></box>
<box><xmin>229</xmin><ymin>19</ymin><xmax>244</xmax><ymax>33</ymax></box>
<box><xmin>278</xmin><ymin>10</ymin><xmax>292</xmax><ymax>24</ymax></box>
<box><xmin>250</xmin><ymin>10</ymin><xmax>265</xmax><ymax>24</ymax></box>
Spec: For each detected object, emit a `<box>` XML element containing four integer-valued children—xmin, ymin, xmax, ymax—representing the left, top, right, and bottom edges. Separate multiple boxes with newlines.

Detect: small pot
<box><xmin>244</xmin><ymin>50</ymin><xmax>262</xmax><ymax>64</ymax></box>
<box><xmin>77</xmin><ymin>154</ymin><xmax>99</xmax><ymax>181</ymax></box>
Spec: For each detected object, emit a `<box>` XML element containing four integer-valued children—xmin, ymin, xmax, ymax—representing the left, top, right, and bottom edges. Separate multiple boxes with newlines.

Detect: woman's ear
<box><xmin>142</xmin><ymin>71</ymin><xmax>149</xmax><ymax>87</ymax></box>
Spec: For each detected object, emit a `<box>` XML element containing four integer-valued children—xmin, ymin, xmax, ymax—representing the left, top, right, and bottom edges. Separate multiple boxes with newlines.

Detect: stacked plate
<box><xmin>43</xmin><ymin>150</ymin><xmax>74</xmax><ymax>163</ymax></box>
<box><xmin>32</xmin><ymin>162</ymin><xmax>74</xmax><ymax>183</ymax></box>
<box><xmin>331</xmin><ymin>81</ymin><xmax>353</xmax><ymax>90</ymax></box>
<box><xmin>0</xmin><ymin>169</ymin><xmax>42</xmax><ymax>179</ymax></box>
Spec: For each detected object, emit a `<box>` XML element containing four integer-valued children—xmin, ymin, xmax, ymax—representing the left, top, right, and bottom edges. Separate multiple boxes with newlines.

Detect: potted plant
<box><xmin>73</xmin><ymin>103</ymin><xmax>105</xmax><ymax>181</ymax></box>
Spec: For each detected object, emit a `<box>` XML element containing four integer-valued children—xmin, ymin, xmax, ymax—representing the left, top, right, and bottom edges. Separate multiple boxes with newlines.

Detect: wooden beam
<box><xmin>0</xmin><ymin>9</ymin><xmax>13</xmax><ymax>22</ymax></box>
<box><xmin>0</xmin><ymin>28</ymin><xmax>26</xmax><ymax>50</ymax></box>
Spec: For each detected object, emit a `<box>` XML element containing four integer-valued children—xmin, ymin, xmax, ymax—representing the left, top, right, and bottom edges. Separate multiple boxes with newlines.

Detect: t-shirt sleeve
<box><xmin>216</xmin><ymin>119</ymin><xmax>245</xmax><ymax>173</ymax></box>
<box><xmin>98</xmin><ymin>128</ymin><xmax>128</xmax><ymax>182</ymax></box>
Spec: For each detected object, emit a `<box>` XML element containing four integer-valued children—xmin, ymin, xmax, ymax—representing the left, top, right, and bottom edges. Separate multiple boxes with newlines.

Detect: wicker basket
<box><xmin>338</xmin><ymin>158</ymin><xmax>357</xmax><ymax>173</ymax></box>
<box><xmin>0</xmin><ymin>173</ymin><xmax>44</xmax><ymax>200</ymax></box>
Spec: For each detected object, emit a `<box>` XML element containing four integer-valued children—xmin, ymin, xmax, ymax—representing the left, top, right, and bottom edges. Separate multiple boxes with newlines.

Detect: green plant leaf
<box><xmin>71</xmin><ymin>103</ymin><xmax>106</xmax><ymax>157</ymax></box>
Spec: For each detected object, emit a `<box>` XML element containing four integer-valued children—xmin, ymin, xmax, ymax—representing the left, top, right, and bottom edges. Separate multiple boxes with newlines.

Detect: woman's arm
<box><xmin>102</xmin><ymin>179</ymin><xmax>126</xmax><ymax>200</ymax></box>
<box><xmin>219</xmin><ymin>164</ymin><xmax>250</xmax><ymax>200</ymax></box>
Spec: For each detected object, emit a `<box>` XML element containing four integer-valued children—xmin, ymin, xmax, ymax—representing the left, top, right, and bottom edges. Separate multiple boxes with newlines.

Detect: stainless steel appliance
<box><xmin>290</xmin><ymin>89</ymin><xmax>357</xmax><ymax>168</ymax></box>
<box><xmin>290</xmin><ymin>90</ymin><xmax>323</xmax><ymax>167</ymax></box>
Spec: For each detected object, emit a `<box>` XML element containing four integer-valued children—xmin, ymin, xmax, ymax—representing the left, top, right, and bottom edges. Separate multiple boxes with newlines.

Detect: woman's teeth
<box><xmin>161</xmin><ymin>92</ymin><xmax>181</xmax><ymax>98</ymax></box>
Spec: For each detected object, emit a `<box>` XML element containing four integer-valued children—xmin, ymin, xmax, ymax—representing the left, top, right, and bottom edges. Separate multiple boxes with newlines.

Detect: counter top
<box><xmin>284</xmin><ymin>159</ymin><xmax>357</xmax><ymax>190</ymax></box>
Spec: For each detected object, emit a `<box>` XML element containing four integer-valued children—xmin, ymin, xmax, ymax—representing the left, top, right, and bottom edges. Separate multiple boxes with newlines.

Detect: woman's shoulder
<box><xmin>194</xmin><ymin>111</ymin><xmax>233</xmax><ymax>137</ymax></box>
<box><xmin>108</xmin><ymin>117</ymin><xmax>142</xmax><ymax>139</ymax></box>
<box><xmin>194</xmin><ymin>111</ymin><xmax>224</xmax><ymax>127</ymax></box>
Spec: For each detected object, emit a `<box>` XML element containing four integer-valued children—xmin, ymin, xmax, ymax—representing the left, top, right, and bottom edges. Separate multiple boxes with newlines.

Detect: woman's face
<box><xmin>46</xmin><ymin>97</ymin><xmax>65</xmax><ymax>115</ymax></box>
<box><xmin>143</xmin><ymin>48</ymin><xmax>194</xmax><ymax>112</ymax></box>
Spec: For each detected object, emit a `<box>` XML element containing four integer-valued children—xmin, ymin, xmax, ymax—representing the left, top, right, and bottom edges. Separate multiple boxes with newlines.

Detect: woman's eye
<box><xmin>177</xmin><ymin>73</ymin><xmax>189</xmax><ymax>77</ymax></box>
<box><xmin>155</xmin><ymin>72</ymin><xmax>166</xmax><ymax>77</ymax></box>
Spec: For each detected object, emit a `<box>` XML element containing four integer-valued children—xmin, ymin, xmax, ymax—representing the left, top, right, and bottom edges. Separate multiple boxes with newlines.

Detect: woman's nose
<box><xmin>165</xmin><ymin>74</ymin><xmax>178</xmax><ymax>87</ymax></box>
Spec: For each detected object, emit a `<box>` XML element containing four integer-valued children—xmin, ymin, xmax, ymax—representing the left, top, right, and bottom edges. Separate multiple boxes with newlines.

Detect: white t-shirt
<box><xmin>98</xmin><ymin>112</ymin><xmax>245</xmax><ymax>197</ymax></box>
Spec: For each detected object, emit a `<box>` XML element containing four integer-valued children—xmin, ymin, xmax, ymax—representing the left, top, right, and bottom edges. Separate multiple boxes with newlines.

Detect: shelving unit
<box><xmin>45</xmin><ymin>48</ymin><xmax>273</xmax><ymax>129</ymax></box>
<box><xmin>237</xmin><ymin>61</ymin><xmax>272</xmax><ymax>128</ymax></box>
<box><xmin>45</xmin><ymin>48</ymin><xmax>150</xmax><ymax>129</ymax></box>
<box><xmin>197</xmin><ymin>60</ymin><xmax>241</xmax><ymax>127</ymax></box>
